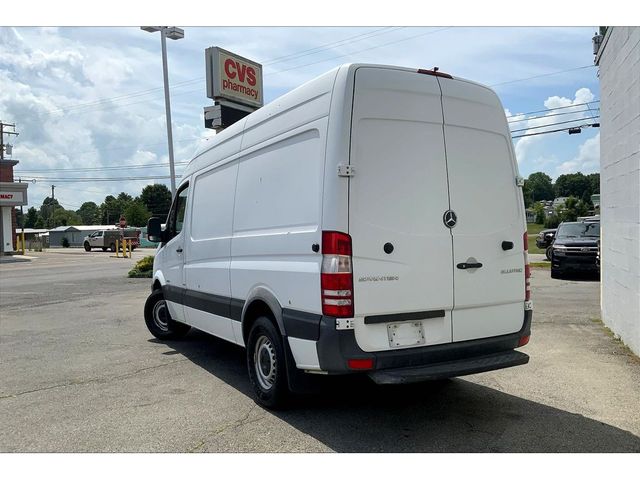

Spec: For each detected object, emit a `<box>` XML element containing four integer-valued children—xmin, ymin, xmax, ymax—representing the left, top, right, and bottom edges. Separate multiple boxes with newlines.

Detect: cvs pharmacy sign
<box><xmin>206</xmin><ymin>47</ymin><xmax>263</xmax><ymax>108</ymax></box>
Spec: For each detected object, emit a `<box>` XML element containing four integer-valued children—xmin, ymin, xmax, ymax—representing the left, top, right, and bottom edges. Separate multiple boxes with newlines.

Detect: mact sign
<box><xmin>206</xmin><ymin>47</ymin><xmax>263</xmax><ymax>108</ymax></box>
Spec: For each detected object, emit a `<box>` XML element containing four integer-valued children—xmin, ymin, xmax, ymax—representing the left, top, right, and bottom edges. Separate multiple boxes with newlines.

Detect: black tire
<box><xmin>83</xmin><ymin>242</ymin><xmax>91</xmax><ymax>252</ymax></box>
<box><xmin>144</xmin><ymin>289</ymin><xmax>190</xmax><ymax>340</ymax></box>
<box><xmin>246</xmin><ymin>317</ymin><xmax>290</xmax><ymax>409</ymax></box>
<box><xmin>110</xmin><ymin>242</ymin><xmax>116</xmax><ymax>252</ymax></box>
<box><xmin>102</xmin><ymin>247</ymin><xmax>108</xmax><ymax>252</ymax></box>
<box><xmin>545</xmin><ymin>246</ymin><xmax>553</xmax><ymax>261</ymax></box>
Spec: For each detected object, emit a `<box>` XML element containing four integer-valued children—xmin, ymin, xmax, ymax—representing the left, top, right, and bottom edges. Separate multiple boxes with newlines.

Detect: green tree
<box><xmin>124</xmin><ymin>201</ymin><xmax>152</xmax><ymax>227</ymax></box>
<box><xmin>24</xmin><ymin>207</ymin><xmax>40</xmax><ymax>228</ymax></box>
<box><xmin>140</xmin><ymin>184</ymin><xmax>172</xmax><ymax>219</ymax></box>
<box><xmin>554</xmin><ymin>172</ymin><xmax>591</xmax><ymax>198</ymax></box>
<box><xmin>52</xmin><ymin>208</ymin><xmax>81</xmax><ymax>227</ymax></box>
<box><xmin>39</xmin><ymin>197</ymin><xmax>61</xmax><ymax>228</ymax></box>
<box><xmin>77</xmin><ymin>201</ymin><xmax>100</xmax><ymax>224</ymax></box>
<box><xmin>556</xmin><ymin>196</ymin><xmax>590</xmax><ymax>222</ymax></box>
<box><xmin>586</xmin><ymin>173</ymin><xmax>600</xmax><ymax>195</ymax></box>
<box><xmin>533</xmin><ymin>202</ymin><xmax>546</xmax><ymax>224</ymax></box>
<box><xmin>100</xmin><ymin>193</ymin><xmax>133</xmax><ymax>225</ymax></box>
<box><xmin>525</xmin><ymin>172</ymin><xmax>554</xmax><ymax>204</ymax></box>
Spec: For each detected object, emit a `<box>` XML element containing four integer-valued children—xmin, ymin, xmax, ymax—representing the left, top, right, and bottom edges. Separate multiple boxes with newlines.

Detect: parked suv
<box><xmin>550</xmin><ymin>221</ymin><xmax>600</xmax><ymax>279</ymax></box>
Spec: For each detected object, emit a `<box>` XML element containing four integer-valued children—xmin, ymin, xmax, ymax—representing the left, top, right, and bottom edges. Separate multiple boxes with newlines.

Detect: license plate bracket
<box><xmin>387</xmin><ymin>321</ymin><xmax>426</xmax><ymax>348</ymax></box>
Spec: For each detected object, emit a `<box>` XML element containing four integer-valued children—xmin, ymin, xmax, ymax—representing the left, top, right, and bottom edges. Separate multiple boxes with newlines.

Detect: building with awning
<box><xmin>0</xmin><ymin>158</ymin><xmax>28</xmax><ymax>254</ymax></box>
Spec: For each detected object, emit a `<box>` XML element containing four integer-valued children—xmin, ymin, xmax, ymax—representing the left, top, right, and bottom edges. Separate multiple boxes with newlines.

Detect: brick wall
<box><xmin>0</xmin><ymin>162</ymin><xmax>14</xmax><ymax>182</ymax></box>
<box><xmin>598</xmin><ymin>26</ymin><xmax>640</xmax><ymax>354</ymax></box>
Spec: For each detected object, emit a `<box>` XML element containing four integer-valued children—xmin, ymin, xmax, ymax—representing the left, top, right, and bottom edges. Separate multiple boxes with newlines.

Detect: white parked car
<box><xmin>145</xmin><ymin>63</ymin><xmax>532</xmax><ymax>408</ymax></box>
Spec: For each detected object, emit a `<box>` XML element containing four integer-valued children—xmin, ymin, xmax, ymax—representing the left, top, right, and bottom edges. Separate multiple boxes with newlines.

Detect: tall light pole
<box><xmin>141</xmin><ymin>26</ymin><xmax>184</xmax><ymax>197</ymax></box>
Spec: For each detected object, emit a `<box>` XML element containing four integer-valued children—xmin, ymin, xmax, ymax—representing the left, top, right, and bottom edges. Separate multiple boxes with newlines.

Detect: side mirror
<box><xmin>147</xmin><ymin>217</ymin><xmax>164</xmax><ymax>243</ymax></box>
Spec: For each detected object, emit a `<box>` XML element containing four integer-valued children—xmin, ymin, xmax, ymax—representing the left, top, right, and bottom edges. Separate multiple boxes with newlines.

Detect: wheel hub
<box><xmin>254</xmin><ymin>335</ymin><xmax>277</xmax><ymax>390</ymax></box>
<box><xmin>152</xmin><ymin>300</ymin><xmax>169</xmax><ymax>332</ymax></box>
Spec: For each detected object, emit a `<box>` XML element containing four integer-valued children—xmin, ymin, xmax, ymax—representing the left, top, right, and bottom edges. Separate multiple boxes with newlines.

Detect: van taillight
<box><xmin>321</xmin><ymin>231</ymin><xmax>354</xmax><ymax>318</ymax></box>
<box><xmin>524</xmin><ymin>232</ymin><xmax>531</xmax><ymax>303</ymax></box>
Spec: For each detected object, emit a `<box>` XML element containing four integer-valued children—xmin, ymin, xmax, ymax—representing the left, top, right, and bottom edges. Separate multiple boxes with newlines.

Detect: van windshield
<box><xmin>556</xmin><ymin>222</ymin><xmax>600</xmax><ymax>239</ymax></box>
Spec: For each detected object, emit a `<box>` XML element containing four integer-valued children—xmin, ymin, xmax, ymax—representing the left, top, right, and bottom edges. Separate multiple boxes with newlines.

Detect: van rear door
<box><xmin>438</xmin><ymin>79</ymin><xmax>526</xmax><ymax>342</ymax></box>
<box><xmin>348</xmin><ymin>67</ymin><xmax>453</xmax><ymax>353</ymax></box>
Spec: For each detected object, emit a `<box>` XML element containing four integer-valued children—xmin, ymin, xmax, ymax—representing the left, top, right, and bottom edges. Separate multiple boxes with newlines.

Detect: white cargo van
<box><xmin>145</xmin><ymin>63</ymin><xmax>532</xmax><ymax>408</ymax></box>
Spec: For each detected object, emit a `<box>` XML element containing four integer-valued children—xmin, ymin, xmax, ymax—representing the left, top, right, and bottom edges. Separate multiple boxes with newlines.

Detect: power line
<box><xmin>262</xmin><ymin>27</ymin><xmax>404</xmax><ymax>65</ymax></box>
<box><xmin>490</xmin><ymin>65</ymin><xmax>596</xmax><ymax>87</ymax></box>
<box><xmin>37</xmin><ymin>27</ymin><xmax>408</xmax><ymax>117</ymax></box>
<box><xmin>266</xmin><ymin>27</ymin><xmax>453</xmax><ymax>76</ymax></box>
<box><xmin>25</xmin><ymin>175</ymin><xmax>172</xmax><ymax>183</ymax></box>
<box><xmin>506</xmin><ymin>100</ymin><xmax>600</xmax><ymax>119</ymax></box>
<box><xmin>511</xmin><ymin>123</ymin><xmax>599</xmax><ymax>139</ymax></box>
<box><xmin>508</xmin><ymin>107</ymin><xmax>599</xmax><ymax>124</ymax></box>
<box><xmin>17</xmin><ymin>161</ymin><xmax>189</xmax><ymax>173</ymax></box>
<box><xmin>510</xmin><ymin>115</ymin><xmax>599</xmax><ymax>133</ymax></box>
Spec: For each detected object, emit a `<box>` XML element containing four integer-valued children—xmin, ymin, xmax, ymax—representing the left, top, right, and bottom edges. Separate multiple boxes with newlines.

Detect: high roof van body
<box><xmin>144</xmin><ymin>63</ymin><xmax>532</xmax><ymax>408</ymax></box>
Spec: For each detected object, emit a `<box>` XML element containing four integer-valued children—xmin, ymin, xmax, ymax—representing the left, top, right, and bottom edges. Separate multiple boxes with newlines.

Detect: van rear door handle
<box><xmin>176</xmin><ymin>247</ymin><xmax>183</xmax><ymax>253</ymax></box>
<box><xmin>457</xmin><ymin>262</ymin><xmax>483</xmax><ymax>269</ymax></box>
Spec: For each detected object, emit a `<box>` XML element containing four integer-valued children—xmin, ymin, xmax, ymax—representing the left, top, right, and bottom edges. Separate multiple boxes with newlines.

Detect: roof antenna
<box><xmin>433</xmin><ymin>66</ymin><xmax>439</xmax><ymax>72</ymax></box>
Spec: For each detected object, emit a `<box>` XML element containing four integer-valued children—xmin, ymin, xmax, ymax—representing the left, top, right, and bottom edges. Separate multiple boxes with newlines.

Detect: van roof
<box><xmin>184</xmin><ymin>63</ymin><xmax>497</xmax><ymax>180</ymax></box>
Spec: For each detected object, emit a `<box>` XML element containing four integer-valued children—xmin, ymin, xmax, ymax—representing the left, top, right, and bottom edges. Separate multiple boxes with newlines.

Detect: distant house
<box><xmin>552</xmin><ymin>197</ymin><xmax>569</xmax><ymax>208</ymax></box>
<box><xmin>48</xmin><ymin>225</ymin><xmax>118</xmax><ymax>247</ymax></box>
<box><xmin>525</xmin><ymin>210</ymin><xmax>536</xmax><ymax>223</ymax></box>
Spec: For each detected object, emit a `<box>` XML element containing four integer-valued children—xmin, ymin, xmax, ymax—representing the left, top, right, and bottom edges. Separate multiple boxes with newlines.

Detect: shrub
<box><xmin>61</xmin><ymin>237</ymin><xmax>70</xmax><ymax>248</ymax></box>
<box><xmin>128</xmin><ymin>255</ymin><xmax>154</xmax><ymax>278</ymax></box>
<box><xmin>544</xmin><ymin>214</ymin><xmax>560</xmax><ymax>229</ymax></box>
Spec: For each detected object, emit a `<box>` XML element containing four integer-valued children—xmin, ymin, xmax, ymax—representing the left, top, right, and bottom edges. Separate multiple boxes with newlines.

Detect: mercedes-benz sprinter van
<box><xmin>145</xmin><ymin>63</ymin><xmax>532</xmax><ymax>408</ymax></box>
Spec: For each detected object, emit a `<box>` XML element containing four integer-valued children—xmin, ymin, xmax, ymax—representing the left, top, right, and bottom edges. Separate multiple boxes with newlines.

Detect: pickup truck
<box><xmin>83</xmin><ymin>228</ymin><xmax>140</xmax><ymax>252</ymax></box>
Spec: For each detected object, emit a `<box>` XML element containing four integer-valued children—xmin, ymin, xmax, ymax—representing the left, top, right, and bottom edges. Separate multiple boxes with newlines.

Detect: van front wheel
<box><xmin>144</xmin><ymin>289</ymin><xmax>190</xmax><ymax>340</ymax></box>
<box><xmin>83</xmin><ymin>242</ymin><xmax>91</xmax><ymax>252</ymax></box>
<box><xmin>247</xmin><ymin>317</ymin><xmax>290</xmax><ymax>409</ymax></box>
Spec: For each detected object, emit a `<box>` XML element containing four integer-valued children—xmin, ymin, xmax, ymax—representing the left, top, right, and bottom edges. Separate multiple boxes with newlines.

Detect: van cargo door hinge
<box><xmin>516</xmin><ymin>175</ymin><xmax>525</xmax><ymax>187</ymax></box>
<box><xmin>337</xmin><ymin>164</ymin><xmax>355</xmax><ymax>177</ymax></box>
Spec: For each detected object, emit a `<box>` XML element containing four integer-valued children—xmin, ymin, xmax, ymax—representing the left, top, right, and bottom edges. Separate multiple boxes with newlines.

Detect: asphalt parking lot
<box><xmin>1</xmin><ymin>249</ymin><xmax>639</xmax><ymax>452</ymax></box>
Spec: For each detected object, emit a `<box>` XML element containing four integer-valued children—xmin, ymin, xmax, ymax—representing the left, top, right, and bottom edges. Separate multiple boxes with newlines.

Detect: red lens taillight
<box><xmin>524</xmin><ymin>232</ymin><xmax>531</xmax><ymax>302</ymax></box>
<box><xmin>321</xmin><ymin>231</ymin><xmax>354</xmax><ymax>318</ymax></box>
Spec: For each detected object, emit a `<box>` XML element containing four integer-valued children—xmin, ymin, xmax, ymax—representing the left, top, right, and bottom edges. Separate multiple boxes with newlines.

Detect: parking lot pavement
<box><xmin>1</xmin><ymin>251</ymin><xmax>639</xmax><ymax>452</ymax></box>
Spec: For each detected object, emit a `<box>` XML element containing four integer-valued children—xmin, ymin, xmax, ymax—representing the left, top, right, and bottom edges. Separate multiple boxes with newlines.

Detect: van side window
<box><xmin>168</xmin><ymin>184</ymin><xmax>189</xmax><ymax>238</ymax></box>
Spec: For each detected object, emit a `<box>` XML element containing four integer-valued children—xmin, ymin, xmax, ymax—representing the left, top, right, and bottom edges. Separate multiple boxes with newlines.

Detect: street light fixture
<box><xmin>140</xmin><ymin>26</ymin><xmax>184</xmax><ymax>197</ymax></box>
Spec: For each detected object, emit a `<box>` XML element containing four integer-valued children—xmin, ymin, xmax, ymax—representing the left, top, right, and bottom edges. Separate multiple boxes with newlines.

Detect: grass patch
<box><xmin>528</xmin><ymin>240</ymin><xmax>546</xmax><ymax>255</ymax></box>
<box><xmin>128</xmin><ymin>255</ymin><xmax>154</xmax><ymax>279</ymax></box>
<box><xmin>530</xmin><ymin>261</ymin><xmax>550</xmax><ymax>269</ymax></box>
<box><xmin>527</xmin><ymin>223</ymin><xmax>546</xmax><ymax>235</ymax></box>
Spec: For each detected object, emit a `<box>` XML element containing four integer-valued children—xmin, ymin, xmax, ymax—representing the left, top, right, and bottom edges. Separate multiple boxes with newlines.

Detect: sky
<box><xmin>0</xmin><ymin>26</ymin><xmax>601</xmax><ymax>212</ymax></box>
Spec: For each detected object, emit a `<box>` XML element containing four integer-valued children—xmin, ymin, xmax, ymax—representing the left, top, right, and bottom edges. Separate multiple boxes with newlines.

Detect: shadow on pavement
<box><xmin>155</xmin><ymin>330</ymin><xmax>640</xmax><ymax>453</ymax></box>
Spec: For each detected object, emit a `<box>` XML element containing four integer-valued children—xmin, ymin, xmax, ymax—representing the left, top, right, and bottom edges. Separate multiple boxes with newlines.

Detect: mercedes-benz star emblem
<box><xmin>443</xmin><ymin>210</ymin><xmax>457</xmax><ymax>228</ymax></box>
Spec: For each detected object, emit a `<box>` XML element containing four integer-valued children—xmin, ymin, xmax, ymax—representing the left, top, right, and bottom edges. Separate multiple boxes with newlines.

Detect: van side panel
<box><xmin>231</xmin><ymin>119</ymin><xmax>328</xmax><ymax>367</ymax></box>
<box><xmin>184</xmin><ymin>161</ymin><xmax>239</xmax><ymax>344</ymax></box>
<box><xmin>439</xmin><ymin>79</ymin><xmax>526</xmax><ymax>342</ymax></box>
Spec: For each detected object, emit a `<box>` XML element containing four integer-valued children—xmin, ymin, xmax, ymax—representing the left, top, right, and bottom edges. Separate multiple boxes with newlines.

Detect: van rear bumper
<box><xmin>316</xmin><ymin>310</ymin><xmax>532</xmax><ymax>376</ymax></box>
<box><xmin>367</xmin><ymin>350</ymin><xmax>529</xmax><ymax>384</ymax></box>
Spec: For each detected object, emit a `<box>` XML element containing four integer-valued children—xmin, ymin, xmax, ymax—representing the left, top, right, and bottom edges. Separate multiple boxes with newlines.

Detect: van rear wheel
<box><xmin>144</xmin><ymin>289</ymin><xmax>190</xmax><ymax>340</ymax></box>
<box><xmin>247</xmin><ymin>317</ymin><xmax>290</xmax><ymax>409</ymax></box>
<box><xmin>109</xmin><ymin>243</ymin><xmax>116</xmax><ymax>252</ymax></box>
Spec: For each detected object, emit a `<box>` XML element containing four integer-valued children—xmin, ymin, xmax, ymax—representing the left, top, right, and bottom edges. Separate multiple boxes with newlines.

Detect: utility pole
<box><xmin>50</xmin><ymin>184</ymin><xmax>56</xmax><ymax>229</ymax></box>
<box><xmin>1</xmin><ymin>121</ymin><xmax>19</xmax><ymax>162</ymax></box>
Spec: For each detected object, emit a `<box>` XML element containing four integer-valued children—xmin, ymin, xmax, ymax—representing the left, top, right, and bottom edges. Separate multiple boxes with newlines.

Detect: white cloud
<box><xmin>512</xmin><ymin>87</ymin><xmax>598</xmax><ymax>166</ymax></box>
<box><xmin>554</xmin><ymin>133</ymin><xmax>600</xmax><ymax>177</ymax></box>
